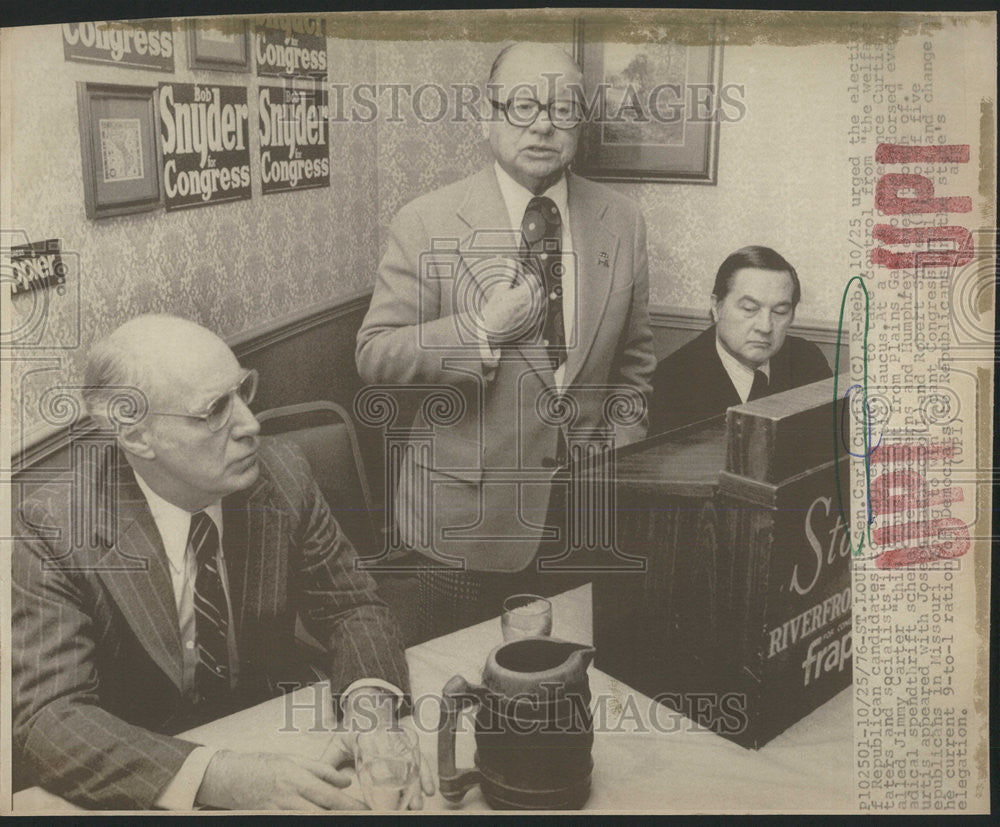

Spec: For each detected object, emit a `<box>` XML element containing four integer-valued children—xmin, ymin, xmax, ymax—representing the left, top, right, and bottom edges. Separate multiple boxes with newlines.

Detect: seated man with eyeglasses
<box><xmin>12</xmin><ymin>314</ymin><xmax>433</xmax><ymax>811</ymax></box>
<box><xmin>357</xmin><ymin>42</ymin><xmax>655</xmax><ymax>637</ymax></box>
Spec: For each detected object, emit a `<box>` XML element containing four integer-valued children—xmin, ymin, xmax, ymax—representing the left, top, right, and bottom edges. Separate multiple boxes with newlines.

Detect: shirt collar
<box><xmin>133</xmin><ymin>471</ymin><xmax>223</xmax><ymax>573</ymax></box>
<box><xmin>493</xmin><ymin>161</ymin><xmax>569</xmax><ymax>232</ymax></box>
<box><xmin>715</xmin><ymin>334</ymin><xmax>770</xmax><ymax>382</ymax></box>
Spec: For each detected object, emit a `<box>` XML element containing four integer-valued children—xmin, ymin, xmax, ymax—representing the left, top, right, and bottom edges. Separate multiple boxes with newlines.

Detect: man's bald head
<box><xmin>85</xmin><ymin>314</ymin><xmax>261</xmax><ymax>508</ymax></box>
<box><xmin>84</xmin><ymin>314</ymin><xmax>234</xmax><ymax>427</ymax></box>
<box><xmin>488</xmin><ymin>42</ymin><xmax>582</xmax><ymax>90</ymax></box>
<box><xmin>484</xmin><ymin>42</ymin><xmax>584</xmax><ymax>194</ymax></box>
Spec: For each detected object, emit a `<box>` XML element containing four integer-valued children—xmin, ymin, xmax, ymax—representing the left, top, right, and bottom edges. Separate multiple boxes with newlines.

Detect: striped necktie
<box><xmin>189</xmin><ymin>510</ymin><xmax>230</xmax><ymax>700</ymax></box>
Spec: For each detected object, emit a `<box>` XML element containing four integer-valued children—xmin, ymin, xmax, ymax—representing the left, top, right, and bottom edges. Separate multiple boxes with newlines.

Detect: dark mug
<box><xmin>438</xmin><ymin>637</ymin><xmax>596</xmax><ymax>810</ymax></box>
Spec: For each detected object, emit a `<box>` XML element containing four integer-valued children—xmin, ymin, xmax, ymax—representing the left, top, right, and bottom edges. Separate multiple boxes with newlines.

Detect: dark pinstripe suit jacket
<box><xmin>13</xmin><ymin>437</ymin><xmax>409</xmax><ymax>809</ymax></box>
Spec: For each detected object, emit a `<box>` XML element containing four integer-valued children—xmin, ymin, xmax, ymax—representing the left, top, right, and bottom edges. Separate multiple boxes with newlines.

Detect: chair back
<box><xmin>256</xmin><ymin>401</ymin><xmax>380</xmax><ymax>557</ymax></box>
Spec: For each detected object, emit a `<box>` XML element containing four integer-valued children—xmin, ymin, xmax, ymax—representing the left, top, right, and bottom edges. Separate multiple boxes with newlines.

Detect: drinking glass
<box><xmin>354</xmin><ymin>727</ymin><xmax>420</xmax><ymax>811</ymax></box>
<box><xmin>501</xmin><ymin>594</ymin><xmax>553</xmax><ymax>641</ymax></box>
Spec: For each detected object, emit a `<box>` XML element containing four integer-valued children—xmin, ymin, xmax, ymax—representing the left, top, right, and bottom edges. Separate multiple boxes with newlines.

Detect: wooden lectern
<box><xmin>592</xmin><ymin>377</ymin><xmax>852</xmax><ymax>749</ymax></box>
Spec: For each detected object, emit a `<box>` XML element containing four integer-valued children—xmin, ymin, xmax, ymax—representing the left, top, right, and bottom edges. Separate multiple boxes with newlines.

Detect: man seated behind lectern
<box><xmin>649</xmin><ymin>246</ymin><xmax>832</xmax><ymax>435</ymax></box>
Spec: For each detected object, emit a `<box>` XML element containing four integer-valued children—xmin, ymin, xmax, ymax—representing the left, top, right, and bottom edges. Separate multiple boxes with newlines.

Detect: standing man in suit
<box><xmin>13</xmin><ymin>315</ymin><xmax>432</xmax><ymax>810</ymax></box>
<box><xmin>356</xmin><ymin>42</ymin><xmax>655</xmax><ymax>636</ymax></box>
<box><xmin>649</xmin><ymin>246</ymin><xmax>832</xmax><ymax>435</ymax></box>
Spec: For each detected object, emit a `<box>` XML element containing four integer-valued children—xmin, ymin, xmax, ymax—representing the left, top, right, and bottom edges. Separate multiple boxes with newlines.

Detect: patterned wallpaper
<box><xmin>371</xmin><ymin>33</ymin><xmax>850</xmax><ymax>324</ymax></box>
<box><xmin>630</xmin><ymin>43</ymin><xmax>851</xmax><ymax>318</ymax></box>
<box><xmin>8</xmin><ymin>26</ymin><xmax>379</xmax><ymax>449</ymax></box>
<box><xmin>8</xmin><ymin>17</ymin><xmax>847</xmax><ymax>450</ymax></box>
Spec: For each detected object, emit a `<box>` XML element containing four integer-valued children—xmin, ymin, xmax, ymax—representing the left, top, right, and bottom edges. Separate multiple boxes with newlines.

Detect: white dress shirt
<box><xmin>489</xmin><ymin>161</ymin><xmax>577</xmax><ymax>389</ymax></box>
<box><xmin>133</xmin><ymin>475</ymin><xmax>231</xmax><ymax>810</ymax></box>
<box><xmin>133</xmin><ymin>476</ymin><xmax>237</xmax><ymax>693</ymax></box>
<box><xmin>715</xmin><ymin>336</ymin><xmax>771</xmax><ymax>404</ymax></box>
<box><xmin>132</xmin><ymin>473</ymin><xmax>401</xmax><ymax>809</ymax></box>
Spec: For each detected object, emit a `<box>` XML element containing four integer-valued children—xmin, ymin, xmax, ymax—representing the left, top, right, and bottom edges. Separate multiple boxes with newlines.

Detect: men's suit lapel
<box><xmin>564</xmin><ymin>174</ymin><xmax>618</xmax><ymax>388</ymax></box>
<box><xmin>94</xmin><ymin>455</ymin><xmax>278</xmax><ymax>691</ymax></box>
<box><xmin>456</xmin><ymin>166</ymin><xmax>556</xmax><ymax>388</ymax></box>
<box><xmin>767</xmin><ymin>336</ymin><xmax>793</xmax><ymax>393</ymax></box>
<box><xmin>455</xmin><ymin>167</ymin><xmax>509</xmax><ymax>238</ymax></box>
<box><xmin>700</xmin><ymin>326</ymin><xmax>743</xmax><ymax>411</ymax></box>
<box><xmin>222</xmin><ymin>466</ymin><xmax>279</xmax><ymax>637</ymax></box>
<box><xmin>221</xmin><ymin>486</ymin><xmax>251</xmax><ymax>636</ymax></box>
<box><xmin>96</xmin><ymin>461</ymin><xmax>183</xmax><ymax>691</ymax></box>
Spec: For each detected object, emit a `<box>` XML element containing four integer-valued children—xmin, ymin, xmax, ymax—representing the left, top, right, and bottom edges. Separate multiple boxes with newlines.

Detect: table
<box><xmin>12</xmin><ymin>585</ymin><xmax>853</xmax><ymax>813</ymax></box>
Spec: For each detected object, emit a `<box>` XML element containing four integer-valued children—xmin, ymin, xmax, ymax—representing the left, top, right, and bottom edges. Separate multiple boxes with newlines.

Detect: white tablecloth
<box><xmin>12</xmin><ymin>585</ymin><xmax>853</xmax><ymax>813</ymax></box>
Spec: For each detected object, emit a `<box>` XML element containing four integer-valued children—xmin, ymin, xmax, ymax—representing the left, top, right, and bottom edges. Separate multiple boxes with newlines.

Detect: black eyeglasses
<box><xmin>490</xmin><ymin>97</ymin><xmax>584</xmax><ymax>130</ymax></box>
<box><xmin>151</xmin><ymin>368</ymin><xmax>259</xmax><ymax>432</ymax></box>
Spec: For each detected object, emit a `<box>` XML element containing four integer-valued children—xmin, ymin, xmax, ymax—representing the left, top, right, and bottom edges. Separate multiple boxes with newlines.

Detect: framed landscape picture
<box><xmin>573</xmin><ymin>20</ymin><xmax>723</xmax><ymax>184</ymax></box>
<box><xmin>76</xmin><ymin>83</ymin><xmax>161</xmax><ymax>219</ymax></box>
<box><xmin>187</xmin><ymin>18</ymin><xmax>251</xmax><ymax>73</ymax></box>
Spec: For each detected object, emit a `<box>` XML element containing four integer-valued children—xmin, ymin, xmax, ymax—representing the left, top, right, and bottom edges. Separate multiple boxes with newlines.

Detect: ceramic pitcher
<box><xmin>438</xmin><ymin>636</ymin><xmax>596</xmax><ymax>810</ymax></box>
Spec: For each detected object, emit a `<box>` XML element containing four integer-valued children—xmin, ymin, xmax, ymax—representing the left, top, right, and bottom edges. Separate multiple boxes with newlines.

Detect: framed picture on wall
<box><xmin>187</xmin><ymin>18</ymin><xmax>252</xmax><ymax>72</ymax></box>
<box><xmin>573</xmin><ymin>20</ymin><xmax>723</xmax><ymax>184</ymax></box>
<box><xmin>76</xmin><ymin>82</ymin><xmax>161</xmax><ymax>219</ymax></box>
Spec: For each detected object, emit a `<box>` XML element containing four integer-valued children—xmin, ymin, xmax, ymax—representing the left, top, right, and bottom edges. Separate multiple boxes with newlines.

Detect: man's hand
<box><xmin>195</xmin><ymin>749</ymin><xmax>367</xmax><ymax>811</ymax></box>
<box><xmin>480</xmin><ymin>264</ymin><xmax>543</xmax><ymax>344</ymax></box>
<box><xmin>323</xmin><ymin>718</ymin><xmax>436</xmax><ymax>811</ymax></box>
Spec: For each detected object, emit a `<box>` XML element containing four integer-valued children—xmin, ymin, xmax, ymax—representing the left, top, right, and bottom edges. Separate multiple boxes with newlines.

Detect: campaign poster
<box><xmin>158</xmin><ymin>82</ymin><xmax>251</xmax><ymax>211</ymax></box>
<box><xmin>62</xmin><ymin>19</ymin><xmax>175</xmax><ymax>71</ymax></box>
<box><xmin>258</xmin><ymin>85</ymin><xmax>330</xmax><ymax>195</ymax></box>
<box><xmin>253</xmin><ymin>16</ymin><xmax>327</xmax><ymax>80</ymax></box>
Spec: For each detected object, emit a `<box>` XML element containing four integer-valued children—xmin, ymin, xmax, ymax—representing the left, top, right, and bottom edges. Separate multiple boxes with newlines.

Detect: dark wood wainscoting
<box><xmin>12</xmin><ymin>294</ymin><xmax>845</xmax><ymax>496</ymax></box>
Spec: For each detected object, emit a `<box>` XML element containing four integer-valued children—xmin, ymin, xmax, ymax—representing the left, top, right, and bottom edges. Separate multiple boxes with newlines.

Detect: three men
<box><xmin>356</xmin><ymin>43</ymin><xmax>655</xmax><ymax>634</ymax></box>
<box><xmin>649</xmin><ymin>246</ymin><xmax>832</xmax><ymax>435</ymax></box>
<box><xmin>13</xmin><ymin>315</ymin><xmax>430</xmax><ymax>810</ymax></box>
<box><xmin>11</xmin><ymin>40</ymin><xmax>834</xmax><ymax>810</ymax></box>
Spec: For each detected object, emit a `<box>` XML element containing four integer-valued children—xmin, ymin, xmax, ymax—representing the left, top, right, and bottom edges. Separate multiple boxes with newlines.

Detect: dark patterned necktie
<box><xmin>520</xmin><ymin>196</ymin><xmax>566</xmax><ymax>366</ymax></box>
<box><xmin>189</xmin><ymin>510</ymin><xmax>230</xmax><ymax>700</ymax></box>
<box><xmin>748</xmin><ymin>369</ymin><xmax>770</xmax><ymax>402</ymax></box>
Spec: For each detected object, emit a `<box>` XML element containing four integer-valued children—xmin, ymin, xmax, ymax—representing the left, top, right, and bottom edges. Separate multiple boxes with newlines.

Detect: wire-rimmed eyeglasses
<box><xmin>150</xmin><ymin>368</ymin><xmax>259</xmax><ymax>432</ymax></box>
